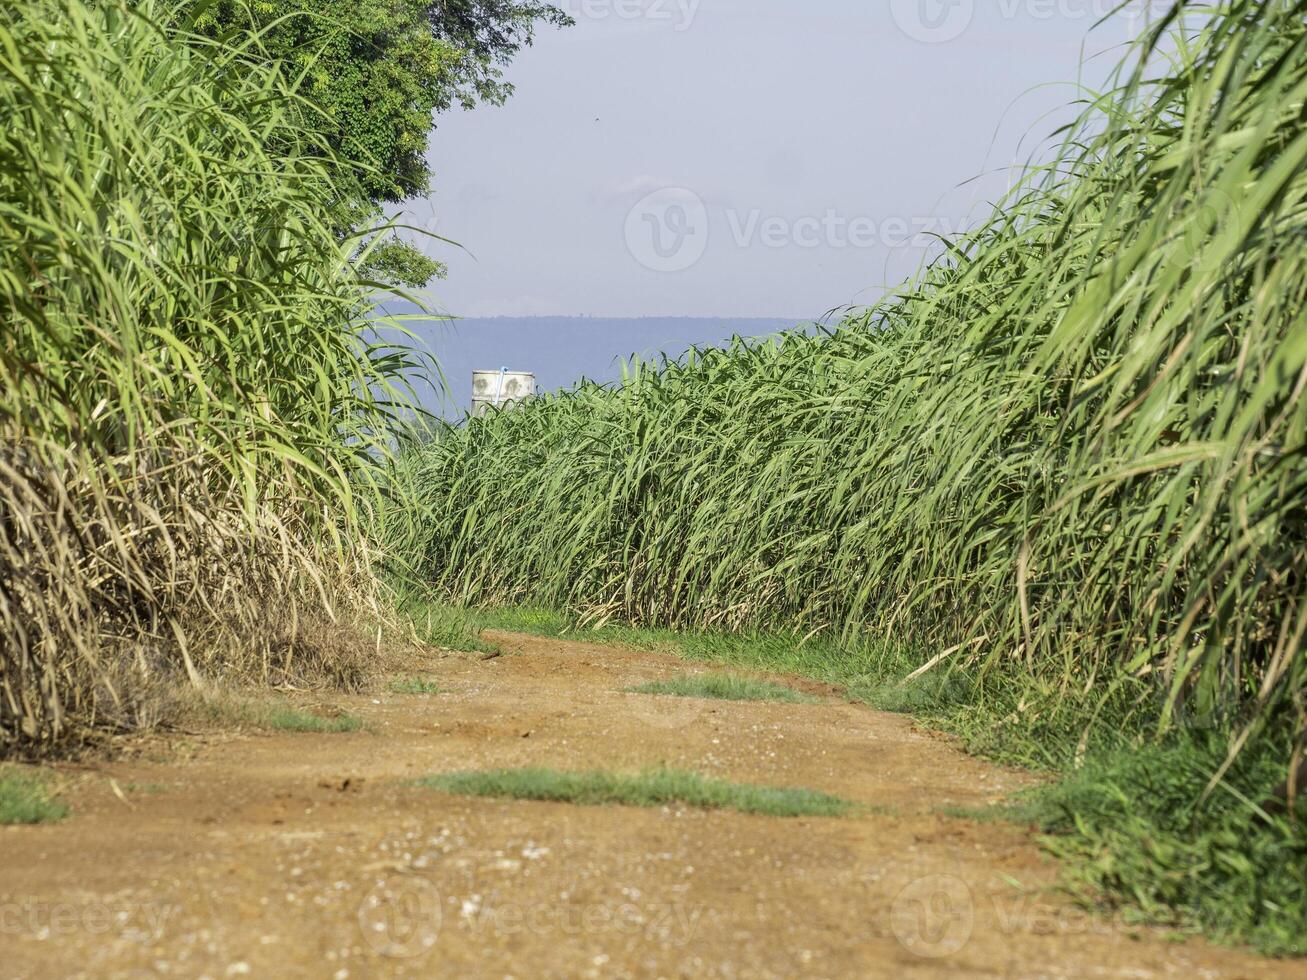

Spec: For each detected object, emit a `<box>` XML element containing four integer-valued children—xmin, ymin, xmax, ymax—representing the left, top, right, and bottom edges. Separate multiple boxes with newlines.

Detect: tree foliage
<box><xmin>176</xmin><ymin>0</ymin><xmax>571</xmax><ymax>285</ymax></box>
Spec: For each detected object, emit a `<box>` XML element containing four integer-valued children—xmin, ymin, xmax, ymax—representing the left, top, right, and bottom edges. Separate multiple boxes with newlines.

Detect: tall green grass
<box><xmin>0</xmin><ymin>1</ymin><xmax>422</xmax><ymax>753</ymax></box>
<box><xmin>400</xmin><ymin>1</ymin><xmax>1306</xmax><ymax>779</ymax></box>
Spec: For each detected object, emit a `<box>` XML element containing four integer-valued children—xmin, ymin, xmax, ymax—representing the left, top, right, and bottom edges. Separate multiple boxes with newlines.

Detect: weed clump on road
<box><xmin>421</xmin><ymin>767</ymin><xmax>856</xmax><ymax>818</ymax></box>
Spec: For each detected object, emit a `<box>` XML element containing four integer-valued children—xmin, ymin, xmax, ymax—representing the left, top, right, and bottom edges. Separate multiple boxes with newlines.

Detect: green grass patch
<box><xmin>936</xmin><ymin>801</ymin><xmax>1043</xmax><ymax>825</ymax></box>
<box><xmin>626</xmin><ymin>673</ymin><xmax>818</xmax><ymax>704</ymax></box>
<box><xmin>390</xmin><ymin>676</ymin><xmax>441</xmax><ymax>695</ymax></box>
<box><xmin>0</xmin><ymin>769</ymin><xmax>69</xmax><ymax>825</ymax></box>
<box><xmin>396</xmin><ymin>594</ymin><xmax>499</xmax><ymax>654</ymax></box>
<box><xmin>202</xmin><ymin>698</ymin><xmax>362</xmax><ymax>734</ymax></box>
<box><xmin>419</xmin><ymin>767</ymin><xmax>855</xmax><ymax>818</ymax></box>
<box><xmin>260</xmin><ymin>705</ymin><xmax>362</xmax><ymax>734</ymax></box>
<box><xmin>469</xmin><ymin>605</ymin><xmax>573</xmax><ymax>638</ymax></box>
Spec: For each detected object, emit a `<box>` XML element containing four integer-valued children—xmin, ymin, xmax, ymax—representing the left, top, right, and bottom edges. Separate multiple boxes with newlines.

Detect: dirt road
<box><xmin>1</xmin><ymin>631</ymin><xmax>1298</xmax><ymax>979</ymax></box>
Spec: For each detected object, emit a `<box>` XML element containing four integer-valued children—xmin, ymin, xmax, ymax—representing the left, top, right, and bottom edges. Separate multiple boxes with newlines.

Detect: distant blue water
<box><xmin>384</xmin><ymin>315</ymin><xmax>816</xmax><ymax>419</ymax></box>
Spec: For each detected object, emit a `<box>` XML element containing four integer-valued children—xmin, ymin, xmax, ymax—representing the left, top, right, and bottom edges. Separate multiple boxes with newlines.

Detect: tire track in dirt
<box><xmin>0</xmin><ymin>631</ymin><xmax>1298</xmax><ymax>978</ymax></box>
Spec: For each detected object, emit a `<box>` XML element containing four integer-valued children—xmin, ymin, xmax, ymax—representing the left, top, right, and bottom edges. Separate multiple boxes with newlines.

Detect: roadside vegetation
<box><xmin>249</xmin><ymin>706</ymin><xmax>363</xmax><ymax>735</ymax></box>
<box><xmin>625</xmin><ymin>675</ymin><xmax>818</xmax><ymax>704</ymax></box>
<box><xmin>390</xmin><ymin>677</ymin><xmax>443</xmax><ymax>695</ymax></box>
<box><xmin>0</xmin><ymin>0</ymin><xmax>417</xmax><ymax>755</ymax></box>
<box><xmin>0</xmin><ymin>0</ymin><xmax>555</xmax><ymax>756</ymax></box>
<box><xmin>395</xmin><ymin>1</ymin><xmax>1307</xmax><ymax>955</ymax></box>
<box><xmin>198</xmin><ymin>697</ymin><xmax>364</xmax><ymax>734</ymax></box>
<box><xmin>399</xmin><ymin>595</ymin><xmax>502</xmax><ymax>654</ymax></box>
<box><xmin>0</xmin><ymin>769</ymin><xmax>69</xmax><ymax>825</ymax></box>
<box><xmin>420</xmin><ymin>767</ymin><xmax>856</xmax><ymax>818</ymax></box>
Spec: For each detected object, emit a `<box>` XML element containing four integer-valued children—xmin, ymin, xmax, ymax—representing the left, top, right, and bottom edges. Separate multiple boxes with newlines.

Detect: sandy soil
<box><xmin>1</xmin><ymin>630</ymin><xmax>1300</xmax><ymax>979</ymax></box>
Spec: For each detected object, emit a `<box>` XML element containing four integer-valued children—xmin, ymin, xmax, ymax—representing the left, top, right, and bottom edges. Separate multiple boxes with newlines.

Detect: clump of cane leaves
<box><xmin>0</xmin><ymin>0</ymin><xmax>427</xmax><ymax>753</ymax></box>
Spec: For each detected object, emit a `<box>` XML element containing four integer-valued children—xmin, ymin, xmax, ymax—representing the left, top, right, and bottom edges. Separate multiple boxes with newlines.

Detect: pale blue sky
<box><xmin>401</xmin><ymin>1</ymin><xmax>1159</xmax><ymax>318</ymax></box>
